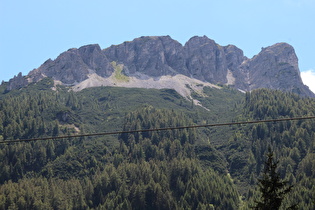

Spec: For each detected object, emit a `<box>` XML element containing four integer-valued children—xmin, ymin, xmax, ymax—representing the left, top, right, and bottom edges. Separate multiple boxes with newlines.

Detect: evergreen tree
<box><xmin>253</xmin><ymin>147</ymin><xmax>297</xmax><ymax>210</ymax></box>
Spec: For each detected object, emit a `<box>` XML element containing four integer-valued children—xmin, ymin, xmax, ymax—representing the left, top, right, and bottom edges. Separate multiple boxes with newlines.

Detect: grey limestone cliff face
<box><xmin>6</xmin><ymin>36</ymin><xmax>314</xmax><ymax>97</ymax></box>
<box><xmin>28</xmin><ymin>44</ymin><xmax>113</xmax><ymax>84</ymax></box>
<box><xmin>223</xmin><ymin>44</ymin><xmax>248</xmax><ymax>90</ymax></box>
<box><xmin>184</xmin><ymin>36</ymin><xmax>229</xmax><ymax>84</ymax></box>
<box><xmin>243</xmin><ymin>43</ymin><xmax>314</xmax><ymax>97</ymax></box>
<box><xmin>77</xmin><ymin>44</ymin><xmax>114</xmax><ymax>78</ymax></box>
<box><xmin>104</xmin><ymin>35</ymin><xmax>246</xmax><ymax>86</ymax></box>
<box><xmin>104</xmin><ymin>36</ymin><xmax>189</xmax><ymax>77</ymax></box>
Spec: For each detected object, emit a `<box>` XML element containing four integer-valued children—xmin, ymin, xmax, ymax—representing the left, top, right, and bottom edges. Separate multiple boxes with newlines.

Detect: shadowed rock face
<box><xmin>184</xmin><ymin>36</ymin><xmax>229</xmax><ymax>84</ymax></box>
<box><xmin>7</xmin><ymin>36</ymin><xmax>315</xmax><ymax>97</ymax></box>
<box><xmin>223</xmin><ymin>44</ymin><xmax>248</xmax><ymax>90</ymax></box>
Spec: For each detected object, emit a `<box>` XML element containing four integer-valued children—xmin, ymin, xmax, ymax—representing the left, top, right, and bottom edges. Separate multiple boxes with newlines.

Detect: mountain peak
<box><xmin>184</xmin><ymin>36</ymin><xmax>216</xmax><ymax>48</ymax></box>
<box><xmin>26</xmin><ymin>43</ymin><xmax>113</xmax><ymax>85</ymax></box>
<box><xmin>261</xmin><ymin>42</ymin><xmax>299</xmax><ymax>70</ymax></box>
<box><xmin>245</xmin><ymin>42</ymin><xmax>313</xmax><ymax>96</ymax></box>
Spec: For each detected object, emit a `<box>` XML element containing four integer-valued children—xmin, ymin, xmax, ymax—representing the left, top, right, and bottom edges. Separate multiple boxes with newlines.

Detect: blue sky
<box><xmin>1</xmin><ymin>0</ymin><xmax>315</xmax><ymax>91</ymax></box>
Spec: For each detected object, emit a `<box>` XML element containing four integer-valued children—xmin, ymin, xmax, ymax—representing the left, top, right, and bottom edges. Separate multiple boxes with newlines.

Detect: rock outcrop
<box><xmin>28</xmin><ymin>44</ymin><xmax>113</xmax><ymax>85</ymax></box>
<box><xmin>6</xmin><ymin>72</ymin><xmax>28</xmax><ymax>91</ymax></box>
<box><xmin>6</xmin><ymin>36</ymin><xmax>314</xmax><ymax>97</ymax></box>
<box><xmin>244</xmin><ymin>43</ymin><xmax>309</xmax><ymax>96</ymax></box>
<box><xmin>184</xmin><ymin>36</ymin><xmax>230</xmax><ymax>83</ymax></box>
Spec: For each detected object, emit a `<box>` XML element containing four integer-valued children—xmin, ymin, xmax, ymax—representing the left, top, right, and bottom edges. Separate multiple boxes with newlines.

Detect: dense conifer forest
<box><xmin>0</xmin><ymin>78</ymin><xmax>314</xmax><ymax>209</ymax></box>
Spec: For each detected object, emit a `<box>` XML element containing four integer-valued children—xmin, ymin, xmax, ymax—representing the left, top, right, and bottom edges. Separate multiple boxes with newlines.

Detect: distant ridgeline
<box><xmin>5</xmin><ymin>35</ymin><xmax>315</xmax><ymax>98</ymax></box>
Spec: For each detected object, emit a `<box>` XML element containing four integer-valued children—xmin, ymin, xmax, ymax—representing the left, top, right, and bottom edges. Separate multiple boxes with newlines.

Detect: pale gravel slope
<box><xmin>70</xmin><ymin>73</ymin><xmax>221</xmax><ymax>108</ymax></box>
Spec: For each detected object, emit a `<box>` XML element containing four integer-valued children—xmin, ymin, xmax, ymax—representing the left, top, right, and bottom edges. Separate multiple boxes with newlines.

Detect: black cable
<box><xmin>1</xmin><ymin>116</ymin><xmax>315</xmax><ymax>144</ymax></box>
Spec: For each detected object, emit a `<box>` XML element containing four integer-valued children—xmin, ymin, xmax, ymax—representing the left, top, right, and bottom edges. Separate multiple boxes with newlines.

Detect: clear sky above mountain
<box><xmin>1</xmin><ymin>0</ymin><xmax>314</xmax><ymax>92</ymax></box>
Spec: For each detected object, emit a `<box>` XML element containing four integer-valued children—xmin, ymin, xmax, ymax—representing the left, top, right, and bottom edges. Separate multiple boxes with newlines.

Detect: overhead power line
<box><xmin>1</xmin><ymin>116</ymin><xmax>315</xmax><ymax>144</ymax></box>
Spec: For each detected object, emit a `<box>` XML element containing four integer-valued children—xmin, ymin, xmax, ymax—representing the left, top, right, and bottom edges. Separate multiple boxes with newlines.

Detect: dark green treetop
<box><xmin>254</xmin><ymin>147</ymin><xmax>297</xmax><ymax>210</ymax></box>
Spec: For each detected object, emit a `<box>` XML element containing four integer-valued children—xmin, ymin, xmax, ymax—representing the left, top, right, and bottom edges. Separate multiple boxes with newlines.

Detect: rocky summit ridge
<box><xmin>6</xmin><ymin>35</ymin><xmax>315</xmax><ymax>98</ymax></box>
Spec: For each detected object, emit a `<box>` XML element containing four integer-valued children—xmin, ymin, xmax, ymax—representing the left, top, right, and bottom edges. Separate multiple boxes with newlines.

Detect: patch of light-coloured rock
<box><xmin>72</xmin><ymin>73</ymin><xmax>220</xmax><ymax>101</ymax></box>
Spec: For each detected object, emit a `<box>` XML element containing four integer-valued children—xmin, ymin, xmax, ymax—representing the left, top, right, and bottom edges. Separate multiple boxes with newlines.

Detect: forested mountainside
<box><xmin>0</xmin><ymin>78</ymin><xmax>315</xmax><ymax>209</ymax></box>
<box><xmin>226</xmin><ymin>89</ymin><xmax>315</xmax><ymax>209</ymax></box>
